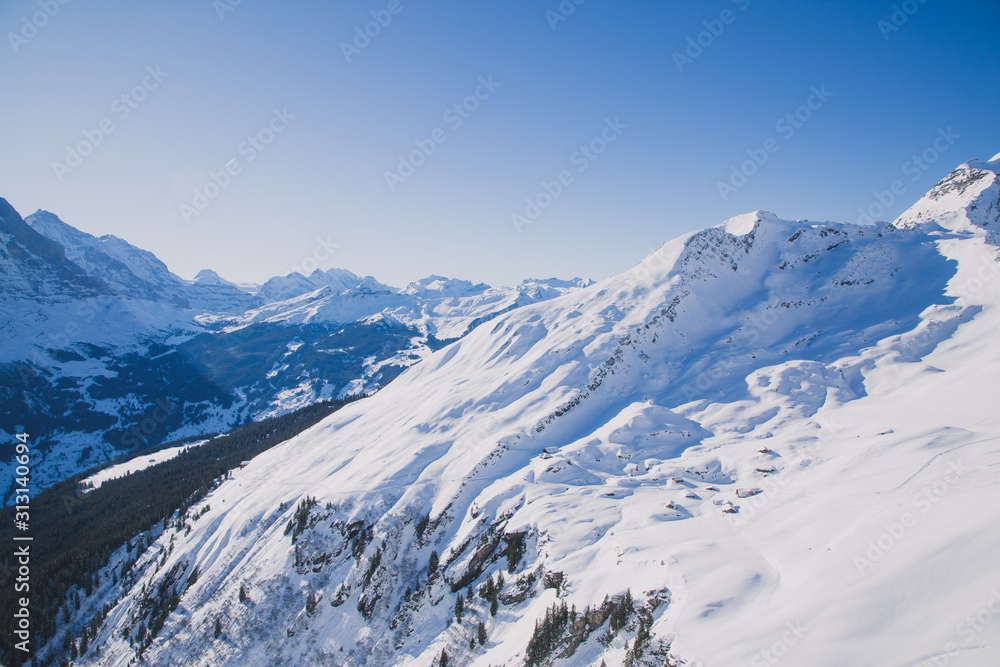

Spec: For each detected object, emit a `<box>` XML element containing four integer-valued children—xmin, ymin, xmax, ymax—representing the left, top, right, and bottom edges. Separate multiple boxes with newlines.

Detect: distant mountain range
<box><xmin>0</xmin><ymin>201</ymin><xmax>589</xmax><ymax>501</ymax></box>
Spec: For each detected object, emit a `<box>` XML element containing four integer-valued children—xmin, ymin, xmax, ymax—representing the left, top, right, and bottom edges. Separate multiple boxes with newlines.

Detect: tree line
<box><xmin>0</xmin><ymin>394</ymin><xmax>366</xmax><ymax>667</ymax></box>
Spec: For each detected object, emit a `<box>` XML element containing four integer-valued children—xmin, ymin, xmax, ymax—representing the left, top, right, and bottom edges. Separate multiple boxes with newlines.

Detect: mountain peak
<box><xmin>402</xmin><ymin>275</ymin><xmax>491</xmax><ymax>297</ymax></box>
<box><xmin>0</xmin><ymin>200</ymin><xmax>107</xmax><ymax>300</ymax></box>
<box><xmin>721</xmin><ymin>210</ymin><xmax>781</xmax><ymax>236</ymax></box>
<box><xmin>193</xmin><ymin>269</ymin><xmax>232</xmax><ymax>286</ymax></box>
<box><xmin>893</xmin><ymin>159</ymin><xmax>1000</xmax><ymax>236</ymax></box>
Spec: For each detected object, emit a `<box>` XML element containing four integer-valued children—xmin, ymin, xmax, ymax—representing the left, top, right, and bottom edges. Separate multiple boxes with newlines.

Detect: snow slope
<box><xmin>51</xmin><ymin>158</ymin><xmax>1000</xmax><ymax>666</ymax></box>
<box><xmin>1</xmin><ymin>207</ymin><xmax>585</xmax><ymax>501</ymax></box>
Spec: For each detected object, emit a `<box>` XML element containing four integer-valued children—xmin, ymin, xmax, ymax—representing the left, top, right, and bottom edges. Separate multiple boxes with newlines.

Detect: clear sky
<box><xmin>2</xmin><ymin>0</ymin><xmax>998</xmax><ymax>288</ymax></box>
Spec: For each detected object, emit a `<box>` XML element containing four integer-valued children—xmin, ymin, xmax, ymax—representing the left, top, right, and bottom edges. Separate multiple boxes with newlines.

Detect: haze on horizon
<box><xmin>1</xmin><ymin>0</ymin><xmax>998</xmax><ymax>288</ymax></box>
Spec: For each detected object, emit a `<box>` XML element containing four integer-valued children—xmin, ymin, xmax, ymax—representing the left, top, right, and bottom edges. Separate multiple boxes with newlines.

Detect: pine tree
<box><xmin>416</xmin><ymin>512</ymin><xmax>431</xmax><ymax>539</ymax></box>
<box><xmin>481</xmin><ymin>572</ymin><xmax>501</xmax><ymax>616</ymax></box>
<box><xmin>609</xmin><ymin>588</ymin><xmax>634</xmax><ymax>634</ymax></box>
<box><xmin>478</xmin><ymin>620</ymin><xmax>488</xmax><ymax>645</ymax></box>
<box><xmin>439</xmin><ymin>648</ymin><xmax>449</xmax><ymax>667</ymax></box>
<box><xmin>625</xmin><ymin>611</ymin><xmax>652</xmax><ymax>667</ymax></box>
<box><xmin>524</xmin><ymin>600</ymin><xmax>571</xmax><ymax>665</ymax></box>
<box><xmin>239</xmin><ymin>583</ymin><xmax>248</xmax><ymax>603</ymax></box>
<box><xmin>455</xmin><ymin>592</ymin><xmax>465</xmax><ymax>624</ymax></box>
<box><xmin>214</xmin><ymin>617</ymin><xmax>222</xmax><ymax>639</ymax></box>
<box><xmin>506</xmin><ymin>532</ymin><xmax>526</xmax><ymax>573</ymax></box>
<box><xmin>79</xmin><ymin>630</ymin><xmax>89</xmax><ymax>655</ymax></box>
<box><xmin>428</xmin><ymin>550</ymin><xmax>439</xmax><ymax>576</ymax></box>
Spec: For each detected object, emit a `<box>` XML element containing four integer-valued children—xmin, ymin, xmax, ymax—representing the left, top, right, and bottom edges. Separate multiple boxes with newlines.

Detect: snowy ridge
<box><xmin>893</xmin><ymin>156</ymin><xmax>1000</xmax><ymax>238</ymax></box>
<box><xmin>0</xmin><ymin>199</ymin><xmax>106</xmax><ymax>302</ymax></box>
<box><xmin>230</xmin><ymin>274</ymin><xmax>591</xmax><ymax>339</ymax></box>
<box><xmin>60</xmin><ymin>159</ymin><xmax>1000</xmax><ymax>666</ymax></box>
<box><xmin>0</xmin><ymin>208</ymin><xmax>586</xmax><ymax>499</ymax></box>
<box><xmin>27</xmin><ymin>211</ymin><xmax>181</xmax><ymax>295</ymax></box>
<box><xmin>256</xmin><ymin>268</ymin><xmax>378</xmax><ymax>304</ymax></box>
<box><xmin>25</xmin><ymin>211</ymin><xmax>258</xmax><ymax>312</ymax></box>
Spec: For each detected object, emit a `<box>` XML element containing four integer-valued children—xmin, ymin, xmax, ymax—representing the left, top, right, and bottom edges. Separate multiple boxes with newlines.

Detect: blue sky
<box><xmin>2</xmin><ymin>0</ymin><xmax>998</xmax><ymax>288</ymax></box>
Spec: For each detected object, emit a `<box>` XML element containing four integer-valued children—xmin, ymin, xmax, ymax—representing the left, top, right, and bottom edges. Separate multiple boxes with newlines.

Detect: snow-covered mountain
<box><xmin>47</xmin><ymin>157</ymin><xmax>1000</xmax><ymax>666</ymax></box>
<box><xmin>256</xmin><ymin>267</ymin><xmax>382</xmax><ymax>304</ymax></box>
<box><xmin>0</xmin><ymin>204</ymin><xmax>586</xmax><ymax>500</ymax></box>
<box><xmin>0</xmin><ymin>199</ymin><xmax>106</xmax><ymax>302</ymax></box>
<box><xmin>230</xmin><ymin>275</ymin><xmax>591</xmax><ymax>341</ymax></box>
<box><xmin>24</xmin><ymin>210</ymin><xmax>259</xmax><ymax>311</ymax></box>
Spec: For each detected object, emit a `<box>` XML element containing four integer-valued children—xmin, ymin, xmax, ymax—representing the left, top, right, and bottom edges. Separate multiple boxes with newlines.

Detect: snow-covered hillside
<box><xmin>0</xmin><ymin>204</ymin><xmax>584</xmax><ymax>500</ymax></box>
<box><xmin>57</xmin><ymin>158</ymin><xmax>1000</xmax><ymax>666</ymax></box>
